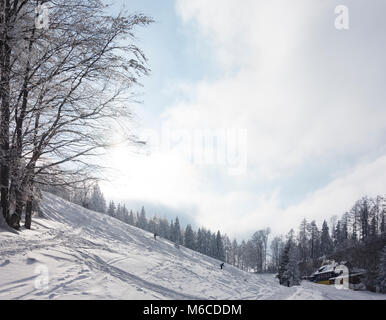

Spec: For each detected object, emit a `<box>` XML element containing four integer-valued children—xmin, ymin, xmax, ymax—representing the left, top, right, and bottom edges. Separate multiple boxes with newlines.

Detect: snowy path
<box><xmin>0</xmin><ymin>193</ymin><xmax>385</xmax><ymax>300</ymax></box>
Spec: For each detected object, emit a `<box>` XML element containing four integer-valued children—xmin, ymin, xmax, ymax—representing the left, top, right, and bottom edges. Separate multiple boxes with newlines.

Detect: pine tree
<box><xmin>341</xmin><ymin>214</ymin><xmax>349</xmax><ymax>242</ymax></box>
<box><xmin>334</xmin><ymin>220</ymin><xmax>342</xmax><ymax>247</ymax></box>
<box><xmin>376</xmin><ymin>245</ymin><xmax>386</xmax><ymax>293</ymax></box>
<box><xmin>222</xmin><ymin>235</ymin><xmax>232</xmax><ymax>264</ymax></box>
<box><xmin>352</xmin><ymin>221</ymin><xmax>358</xmax><ymax>242</ymax></box>
<box><xmin>122</xmin><ymin>205</ymin><xmax>129</xmax><ymax>224</ymax></box>
<box><xmin>278</xmin><ymin>230</ymin><xmax>294</xmax><ymax>285</ymax></box>
<box><xmin>360</xmin><ymin>198</ymin><xmax>370</xmax><ymax>240</ymax></box>
<box><xmin>137</xmin><ymin>206</ymin><xmax>147</xmax><ymax>230</ymax></box>
<box><xmin>283</xmin><ymin>244</ymin><xmax>301</xmax><ymax>287</ymax></box>
<box><xmin>89</xmin><ymin>183</ymin><xmax>106</xmax><ymax>213</ymax></box>
<box><xmin>147</xmin><ymin>217</ymin><xmax>157</xmax><ymax>234</ymax></box>
<box><xmin>231</xmin><ymin>239</ymin><xmax>238</xmax><ymax>266</ymax></box>
<box><xmin>210</xmin><ymin>232</ymin><xmax>217</xmax><ymax>258</ymax></box>
<box><xmin>279</xmin><ymin>230</ymin><xmax>300</xmax><ymax>287</ymax></box>
<box><xmin>184</xmin><ymin>224</ymin><xmax>195</xmax><ymax>250</ymax></box>
<box><xmin>107</xmin><ymin>201</ymin><xmax>116</xmax><ymax>217</ymax></box>
<box><xmin>297</xmin><ymin>218</ymin><xmax>309</xmax><ymax>262</ymax></box>
<box><xmin>320</xmin><ymin>220</ymin><xmax>333</xmax><ymax>255</ymax></box>
<box><xmin>116</xmin><ymin>203</ymin><xmax>122</xmax><ymax>221</ymax></box>
<box><xmin>309</xmin><ymin>221</ymin><xmax>320</xmax><ymax>259</ymax></box>
<box><xmin>173</xmin><ymin>217</ymin><xmax>182</xmax><ymax>245</ymax></box>
<box><xmin>239</xmin><ymin>240</ymin><xmax>247</xmax><ymax>270</ymax></box>
<box><xmin>169</xmin><ymin>220</ymin><xmax>175</xmax><ymax>241</ymax></box>
<box><xmin>216</xmin><ymin>231</ymin><xmax>225</xmax><ymax>262</ymax></box>
<box><xmin>207</xmin><ymin>230</ymin><xmax>214</xmax><ymax>256</ymax></box>
<box><xmin>278</xmin><ymin>240</ymin><xmax>291</xmax><ymax>285</ymax></box>
<box><xmin>350</xmin><ymin>203</ymin><xmax>359</xmax><ymax>242</ymax></box>
<box><xmin>128</xmin><ymin>210</ymin><xmax>135</xmax><ymax>225</ymax></box>
<box><xmin>196</xmin><ymin>228</ymin><xmax>205</xmax><ymax>253</ymax></box>
<box><xmin>159</xmin><ymin>218</ymin><xmax>170</xmax><ymax>239</ymax></box>
<box><xmin>370</xmin><ymin>216</ymin><xmax>377</xmax><ymax>239</ymax></box>
<box><xmin>271</xmin><ymin>236</ymin><xmax>283</xmax><ymax>271</ymax></box>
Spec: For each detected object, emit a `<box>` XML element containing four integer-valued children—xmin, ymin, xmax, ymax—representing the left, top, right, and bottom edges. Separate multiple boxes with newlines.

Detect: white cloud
<box><xmin>172</xmin><ymin>0</ymin><xmax>386</xmax><ymax>179</ymax></box>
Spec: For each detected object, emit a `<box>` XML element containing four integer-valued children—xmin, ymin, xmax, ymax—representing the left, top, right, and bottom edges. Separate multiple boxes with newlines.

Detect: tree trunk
<box><xmin>0</xmin><ymin>209</ymin><xmax>6</xmax><ymax>227</ymax></box>
<box><xmin>12</xmin><ymin>187</ymin><xmax>24</xmax><ymax>229</ymax></box>
<box><xmin>0</xmin><ymin>0</ymin><xmax>11</xmax><ymax>225</ymax></box>
<box><xmin>25</xmin><ymin>198</ymin><xmax>33</xmax><ymax>229</ymax></box>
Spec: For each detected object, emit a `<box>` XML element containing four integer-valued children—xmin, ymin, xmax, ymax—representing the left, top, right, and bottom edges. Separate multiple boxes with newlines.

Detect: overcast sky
<box><xmin>101</xmin><ymin>0</ymin><xmax>386</xmax><ymax>239</ymax></box>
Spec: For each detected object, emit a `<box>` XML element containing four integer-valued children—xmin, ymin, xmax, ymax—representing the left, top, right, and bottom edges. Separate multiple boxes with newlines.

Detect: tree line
<box><xmin>59</xmin><ymin>181</ymin><xmax>227</xmax><ymax>262</ymax></box>
<box><xmin>107</xmin><ymin>201</ymin><xmax>227</xmax><ymax>263</ymax></box>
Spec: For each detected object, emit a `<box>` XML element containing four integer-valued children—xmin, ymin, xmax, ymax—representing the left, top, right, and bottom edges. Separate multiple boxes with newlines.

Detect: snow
<box><xmin>0</xmin><ymin>192</ymin><xmax>385</xmax><ymax>300</ymax></box>
<box><xmin>314</xmin><ymin>263</ymin><xmax>337</xmax><ymax>275</ymax></box>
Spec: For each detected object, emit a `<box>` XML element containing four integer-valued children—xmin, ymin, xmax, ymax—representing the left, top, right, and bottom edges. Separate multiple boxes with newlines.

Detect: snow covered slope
<box><xmin>0</xmin><ymin>192</ymin><xmax>384</xmax><ymax>300</ymax></box>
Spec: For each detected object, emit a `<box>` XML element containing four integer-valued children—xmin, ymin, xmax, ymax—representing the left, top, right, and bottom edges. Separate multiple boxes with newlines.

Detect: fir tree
<box><xmin>116</xmin><ymin>203</ymin><xmax>122</xmax><ymax>221</ymax></box>
<box><xmin>122</xmin><ymin>205</ymin><xmax>129</xmax><ymax>223</ymax></box>
<box><xmin>173</xmin><ymin>217</ymin><xmax>183</xmax><ymax>245</ymax></box>
<box><xmin>169</xmin><ymin>220</ymin><xmax>175</xmax><ymax>241</ymax></box>
<box><xmin>159</xmin><ymin>218</ymin><xmax>170</xmax><ymax>239</ymax></box>
<box><xmin>210</xmin><ymin>232</ymin><xmax>217</xmax><ymax>258</ymax></box>
<box><xmin>352</xmin><ymin>221</ymin><xmax>358</xmax><ymax>242</ymax></box>
<box><xmin>283</xmin><ymin>244</ymin><xmax>301</xmax><ymax>287</ymax></box>
<box><xmin>360</xmin><ymin>198</ymin><xmax>370</xmax><ymax>240</ymax></box>
<box><xmin>128</xmin><ymin>210</ymin><xmax>135</xmax><ymax>225</ymax></box>
<box><xmin>184</xmin><ymin>224</ymin><xmax>196</xmax><ymax>250</ymax></box>
<box><xmin>334</xmin><ymin>220</ymin><xmax>342</xmax><ymax>247</ymax></box>
<box><xmin>206</xmin><ymin>229</ymin><xmax>213</xmax><ymax>256</ymax></box>
<box><xmin>376</xmin><ymin>245</ymin><xmax>386</xmax><ymax>293</ymax></box>
<box><xmin>309</xmin><ymin>221</ymin><xmax>320</xmax><ymax>259</ymax></box>
<box><xmin>147</xmin><ymin>217</ymin><xmax>157</xmax><ymax>234</ymax></box>
<box><xmin>196</xmin><ymin>228</ymin><xmax>205</xmax><ymax>253</ymax></box>
<box><xmin>278</xmin><ymin>240</ymin><xmax>291</xmax><ymax>285</ymax></box>
<box><xmin>320</xmin><ymin>220</ymin><xmax>333</xmax><ymax>255</ymax></box>
<box><xmin>370</xmin><ymin>216</ymin><xmax>377</xmax><ymax>239</ymax></box>
<box><xmin>89</xmin><ymin>183</ymin><xmax>106</xmax><ymax>213</ymax></box>
<box><xmin>231</xmin><ymin>239</ymin><xmax>238</xmax><ymax>266</ymax></box>
<box><xmin>297</xmin><ymin>218</ymin><xmax>309</xmax><ymax>262</ymax></box>
<box><xmin>216</xmin><ymin>231</ymin><xmax>225</xmax><ymax>262</ymax></box>
<box><xmin>341</xmin><ymin>215</ymin><xmax>349</xmax><ymax>242</ymax></box>
<box><xmin>279</xmin><ymin>230</ymin><xmax>300</xmax><ymax>287</ymax></box>
<box><xmin>137</xmin><ymin>206</ymin><xmax>147</xmax><ymax>230</ymax></box>
<box><xmin>107</xmin><ymin>201</ymin><xmax>116</xmax><ymax>217</ymax></box>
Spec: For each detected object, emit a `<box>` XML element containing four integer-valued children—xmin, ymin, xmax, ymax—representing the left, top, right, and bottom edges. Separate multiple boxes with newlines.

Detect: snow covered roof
<box><xmin>313</xmin><ymin>262</ymin><xmax>367</xmax><ymax>277</ymax></box>
<box><xmin>313</xmin><ymin>263</ymin><xmax>337</xmax><ymax>275</ymax></box>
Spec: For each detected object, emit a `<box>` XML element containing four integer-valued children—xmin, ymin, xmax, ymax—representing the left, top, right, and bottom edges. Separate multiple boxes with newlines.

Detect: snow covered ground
<box><xmin>0</xmin><ymin>192</ymin><xmax>385</xmax><ymax>300</ymax></box>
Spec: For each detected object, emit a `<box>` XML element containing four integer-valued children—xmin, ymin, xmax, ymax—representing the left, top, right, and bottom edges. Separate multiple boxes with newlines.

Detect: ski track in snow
<box><xmin>0</xmin><ymin>192</ymin><xmax>385</xmax><ymax>300</ymax></box>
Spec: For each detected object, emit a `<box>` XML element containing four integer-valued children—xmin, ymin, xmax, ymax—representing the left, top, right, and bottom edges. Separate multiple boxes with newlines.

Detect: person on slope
<box><xmin>154</xmin><ymin>233</ymin><xmax>157</xmax><ymax>241</ymax></box>
<box><xmin>220</xmin><ymin>263</ymin><xmax>225</xmax><ymax>270</ymax></box>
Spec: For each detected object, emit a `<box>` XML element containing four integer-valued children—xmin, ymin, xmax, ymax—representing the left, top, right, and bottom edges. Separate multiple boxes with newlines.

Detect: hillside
<box><xmin>0</xmin><ymin>193</ymin><xmax>384</xmax><ymax>300</ymax></box>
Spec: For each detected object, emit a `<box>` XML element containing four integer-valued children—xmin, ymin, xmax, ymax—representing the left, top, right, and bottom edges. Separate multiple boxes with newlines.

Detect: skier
<box><xmin>154</xmin><ymin>233</ymin><xmax>157</xmax><ymax>241</ymax></box>
<box><xmin>220</xmin><ymin>263</ymin><xmax>225</xmax><ymax>270</ymax></box>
